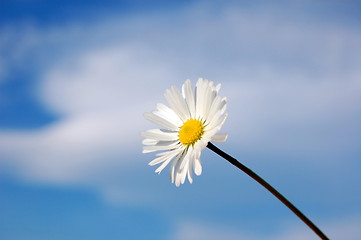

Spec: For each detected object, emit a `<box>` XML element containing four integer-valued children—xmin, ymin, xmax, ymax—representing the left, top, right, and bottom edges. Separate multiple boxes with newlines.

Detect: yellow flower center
<box><xmin>178</xmin><ymin>119</ymin><xmax>205</xmax><ymax>146</ymax></box>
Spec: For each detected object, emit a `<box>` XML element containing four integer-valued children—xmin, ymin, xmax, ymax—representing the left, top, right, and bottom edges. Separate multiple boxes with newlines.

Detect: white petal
<box><xmin>201</xmin><ymin>83</ymin><xmax>213</xmax><ymax>120</ymax></box>
<box><xmin>142</xmin><ymin>141</ymin><xmax>178</xmax><ymax>153</ymax></box>
<box><xmin>142</xmin><ymin>138</ymin><xmax>158</xmax><ymax>145</ymax></box>
<box><xmin>206</xmin><ymin>97</ymin><xmax>225</xmax><ymax>123</ymax></box>
<box><xmin>202</xmin><ymin>127</ymin><xmax>221</xmax><ymax>141</ymax></box>
<box><xmin>194</xmin><ymin>157</ymin><xmax>202</xmax><ymax>176</ymax></box>
<box><xmin>141</xmin><ymin>129</ymin><xmax>178</xmax><ymax>141</ymax></box>
<box><xmin>199</xmin><ymin>139</ymin><xmax>208</xmax><ymax>150</ymax></box>
<box><xmin>219</xmin><ymin>97</ymin><xmax>227</xmax><ymax>115</ymax></box>
<box><xmin>187</xmin><ymin>160</ymin><xmax>193</xmax><ymax>184</ymax></box>
<box><xmin>206</xmin><ymin>109</ymin><xmax>221</xmax><ymax>128</ymax></box>
<box><xmin>177</xmin><ymin>151</ymin><xmax>190</xmax><ymax>184</ymax></box>
<box><xmin>169</xmin><ymin>154</ymin><xmax>179</xmax><ymax>184</ymax></box>
<box><xmin>155</xmin><ymin>151</ymin><xmax>177</xmax><ymax>174</ymax></box>
<box><xmin>171</xmin><ymin>85</ymin><xmax>191</xmax><ymax>119</ymax></box>
<box><xmin>206</xmin><ymin>112</ymin><xmax>228</xmax><ymax>132</ymax></box>
<box><xmin>175</xmin><ymin>178</ymin><xmax>181</xmax><ymax>187</ymax></box>
<box><xmin>155</xmin><ymin>103</ymin><xmax>183</xmax><ymax>127</ymax></box>
<box><xmin>155</xmin><ymin>161</ymin><xmax>170</xmax><ymax>173</ymax></box>
<box><xmin>200</xmin><ymin>79</ymin><xmax>219</xmax><ymax>121</ymax></box>
<box><xmin>149</xmin><ymin>148</ymin><xmax>181</xmax><ymax>166</ymax></box>
<box><xmin>182</xmin><ymin>79</ymin><xmax>196</xmax><ymax>119</ymax></box>
<box><xmin>208</xmin><ymin>80</ymin><xmax>215</xmax><ymax>89</ymax></box>
<box><xmin>179</xmin><ymin>147</ymin><xmax>192</xmax><ymax>170</ymax></box>
<box><xmin>175</xmin><ymin>151</ymin><xmax>188</xmax><ymax>186</ymax></box>
<box><xmin>188</xmin><ymin>141</ymin><xmax>204</xmax><ymax>177</ymax></box>
<box><xmin>205</xmin><ymin>96</ymin><xmax>222</xmax><ymax>122</ymax></box>
<box><xmin>179</xmin><ymin>159</ymin><xmax>189</xmax><ymax>185</ymax></box>
<box><xmin>214</xmin><ymin>113</ymin><xmax>228</xmax><ymax>129</ymax></box>
<box><xmin>164</xmin><ymin>86</ymin><xmax>190</xmax><ymax>122</ymax></box>
<box><xmin>175</xmin><ymin>172</ymin><xmax>181</xmax><ymax>187</ymax></box>
<box><xmin>195</xmin><ymin>78</ymin><xmax>207</xmax><ymax>119</ymax></box>
<box><xmin>211</xmin><ymin>133</ymin><xmax>228</xmax><ymax>142</ymax></box>
<box><xmin>144</xmin><ymin>112</ymin><xmax>179</xmax><ymax>131</ymax></box>
<box><xmin>215</xmin><ymin>83</ymin><xmax>221</xmax><ymax>92</ymax></box>
<box><xmin>149</xmin><ymin>154</ymin><xmax>169</xmax><ymax>166</ymax></box>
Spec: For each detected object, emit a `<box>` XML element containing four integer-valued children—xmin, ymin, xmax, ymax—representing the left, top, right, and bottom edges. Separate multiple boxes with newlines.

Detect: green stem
<box><xmin>207</xmin><ymin>142</ymin><xmax>329</xmax><ymax>240</ymax></box>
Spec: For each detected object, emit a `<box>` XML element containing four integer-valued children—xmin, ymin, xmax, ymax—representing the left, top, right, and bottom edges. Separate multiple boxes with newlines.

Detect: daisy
<box><xmin>142</xmin><ymin>78</ymin><xmax>227</xmax><ymax>186</ymax></box>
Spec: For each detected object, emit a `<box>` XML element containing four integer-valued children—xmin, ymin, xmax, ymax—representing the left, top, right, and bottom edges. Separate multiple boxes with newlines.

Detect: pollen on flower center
<box><xmin>178</xmin><ymin>119</ymin><xmax>205</xmax><ymax>145</ymax></box>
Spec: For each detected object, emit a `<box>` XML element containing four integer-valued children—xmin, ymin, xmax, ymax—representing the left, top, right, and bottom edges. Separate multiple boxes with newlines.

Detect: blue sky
<box><xmin>1</xmin><ymin>0</ymin><xmax>361</xmax><ymax>239</ymax></box>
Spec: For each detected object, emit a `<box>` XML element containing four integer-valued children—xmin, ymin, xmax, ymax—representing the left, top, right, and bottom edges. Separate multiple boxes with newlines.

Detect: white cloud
<box><xmin>40</xmin><ymin>44</ymin><xmax>175</xmax><ymax>116</ymax></box>
<box><xmin>0</xmin><ymin>114</ymin><xmax>133</xmax><ymax>183</ymax></box>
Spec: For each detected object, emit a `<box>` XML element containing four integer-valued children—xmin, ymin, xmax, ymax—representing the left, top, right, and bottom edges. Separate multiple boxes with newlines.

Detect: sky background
<box><xmin>1</xmin><ymin>0</ymin><xmax>361</xmax><ymax>239</ymax></box>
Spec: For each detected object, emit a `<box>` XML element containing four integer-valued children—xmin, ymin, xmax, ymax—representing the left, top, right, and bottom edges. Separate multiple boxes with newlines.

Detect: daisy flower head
<box><xmin>142</xmin><ymin>78</ymin><xmax>228</xmax><ymax>186</ymax></box>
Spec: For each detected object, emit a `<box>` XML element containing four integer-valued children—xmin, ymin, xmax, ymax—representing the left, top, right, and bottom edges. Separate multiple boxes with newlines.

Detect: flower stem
<box><xmin>207</xmin><ymin>142</ymin><xmax>329</xmax><ymax>240</ymax></box>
